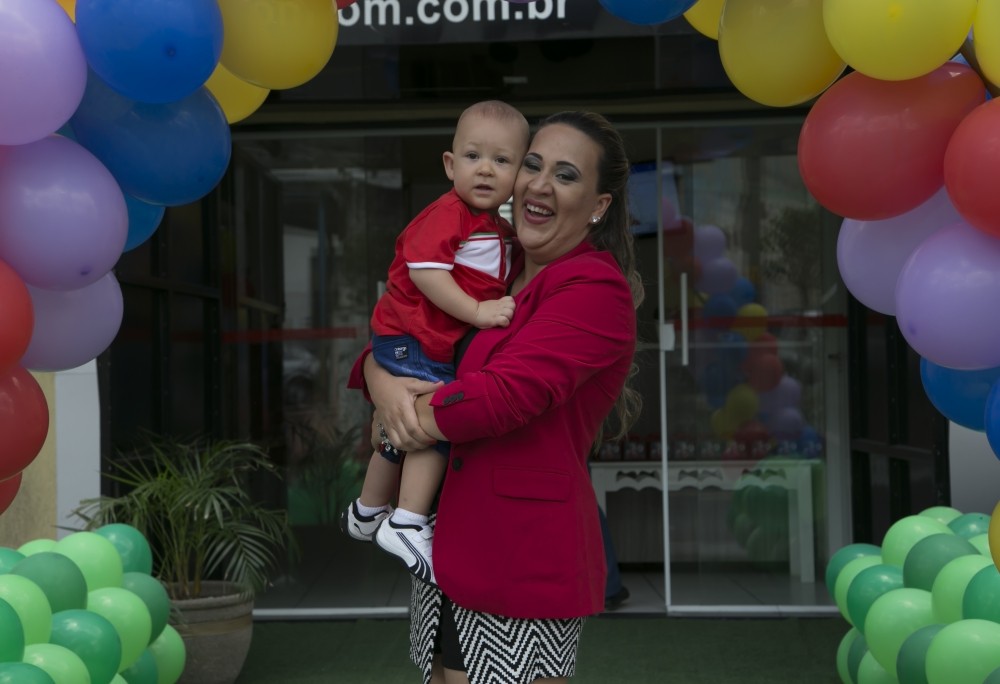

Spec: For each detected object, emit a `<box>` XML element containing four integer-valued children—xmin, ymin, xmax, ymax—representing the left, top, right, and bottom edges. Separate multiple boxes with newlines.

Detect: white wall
<box><xmin>54</xmin><ymin>360</ymin><xmax>102</xmax><ymax>536</ymax></box>
<box><xmin>949</xmin><ymin>422</ymin><xmax>1000</xmax><ymax>516</ymax></box>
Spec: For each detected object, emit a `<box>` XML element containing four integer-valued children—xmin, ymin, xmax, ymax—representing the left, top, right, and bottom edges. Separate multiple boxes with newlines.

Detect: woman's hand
<box><xmin>364</xmin><ymin>354</ymin><xmax>441</xmax><ymax>451</ymax></box>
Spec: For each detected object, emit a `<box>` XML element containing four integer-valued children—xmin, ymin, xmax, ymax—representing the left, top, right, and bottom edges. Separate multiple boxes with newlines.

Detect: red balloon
<box><xmin>0</xmin><ymin>472</ymin><xmax>23</xmax><ymax>515</ymax></box>
<box><xmin>944</xmin><ymin>99</ymin><xmax>1000</xmax><ymax>239</ymax></box>
<box><xmin>747</xmin><ymin>332</ymin><xmax>778</xmax><ymax>357</ymax></box>
<box><xmin>798</xmin><ymin>64</ymin><xmax>984</xmax><ymax>220</ymax></box>
<box><xmin>0</xmin><ymin>366</ymin><xmax>49</xmax><ymax>481</ymax></box>
<box><xmin>0</xmin><ymin>259</ymin><xmax>33</xmax><ymax>373</ymax></box>
<box><xmin>741</xmin><ymin>352</ymin><xmax>785</xmax><ymax>392</ymax></box>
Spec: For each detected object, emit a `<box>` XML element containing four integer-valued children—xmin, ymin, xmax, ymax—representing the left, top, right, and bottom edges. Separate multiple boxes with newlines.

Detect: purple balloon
<box><xmin>0</xmin><ymin>135</ymin><xmax>128</xmax><ymax>290</ymax></box>
<box><xmin>693</xmin><ymin>224</ymin><xmax>727</xmax><ymax>263</ymax></box>
<box><xmin>0</xmin><ymin>0</ymin><xmax>87</xmax><ymax>145</ymax></box>
<box><xmin>897</xmin><ymin>221</ymin><xmax>1000</xmax><ymax>370</ymax></box>
<box><xmin>696</xmin><ymin>257</ymin><xmax>739</xmax><ymax>294</ymax></box>
<box><xmin>758</xmin><ymin>375</ymin><xmax>802</xmax><ymax>414</ymax></box>
<box><xmin>21</xmin><ymin>273</ymin><xmax>124</xmax><ymax>372</ymax></box>
<box><xmin>838</xmin><ymin>186</ymin><xmax>962</xmax><ymax>315</ymax></box>
<box><xmin>765</xmin><ymin>407</ymin><xmax>804</xmax><ymax>440</ymax></box>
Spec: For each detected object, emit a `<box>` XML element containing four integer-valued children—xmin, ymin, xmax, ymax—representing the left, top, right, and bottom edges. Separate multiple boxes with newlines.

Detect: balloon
<box><xmin>881</xmin><ymin>516</ymin><xmax>954</xmax><ymax>567</ymax></box>
<box><xmin>920</xmin><ymin>359</ymin><xmax>1000</xmax><ymax>431</ymax></box>
<box><xmin>76</xmin><ymin>0</ymin><xmax>223</xmax><ymax>104</ymax></box>
<box><xmin>0</xmin><ymin>663</ymin><xmax>56</xmax><ymax>684</ymax></box>
<box><xmin>963</xmin><ymin>565</ymin><xmax>1000</xmax><ymax>622</ymax></box>
<box><xmin>835</xmin><ymin>555</ymin><xmax>883</xmax><ymax>619</ymax></box>
<box><xmin>0</xmin><ymin>574</ymin><xmax>51</xmax><ymax>644</ymax></box>
<box><xmin>741</xmin><ymin>351</ymin><xmax>783</xmax><ymax>393</ymax></box>
<box><xmin>9</xmin><ymin>552</ymin><xmax>88</xmax><ymax>613</ymax></box>
<box><xmin>0</xmin><ymin>0</ymin><xmax>87</xmax><ymax>145</ymax></box>
<box><xmin>599</xmin><ymin>0</ymin><xmax>696</xmax><ymax>25</ymax></box>
<box><xmin>122</xmin><ymin>195</ymin><xmax>165</xmax><ymax>253</ymax></box>
<box><xmin>856</xmin><ymin>651</ymin><xmax>895</xmax><ymax>684</ymax></box>
<box><xmin>896</xmin><ymin>222</ymin><xmax>1000</xmax><ymax>370</ymax></box>
<box><xmin>87</xmin><ymin>587</ymin><xmax>152</xmax><ymax>671</ymax></box>
<box><xmin>692</xmin><ymin>224</ymin><xmax>727</xmax><ymax>263</ymax></box>
<box><xmin>0</xmin><ymin>365</ymin><xmax>49</xmax><ymax>482</ymax></box>
<box><xmin>719</xmin><ymin>0</ymin><xmax>845</xmax><ymax>107</ymax></box>
<box><xmin>925</xmin><ymin>619</ymin><xmax>1000</xmax><ymax>684</ymax></box>
<box><xmin>53</xmin><ymin>532</ymin><xmax>124</xmax><ymax>593</ymax></box>
<box><xmin>0</xmin><ymin>473</ymin><xmax>22</xmax><ymax>515</ymax></box>
<box><xmin>758</xmin><ymin>375</ymin><xmax>802</xmax><ymax>414</ymax></box>
<box><xmin>21</xmin><ymin>273</ymin><xmax>124</xmax><ymax>372</ymax></box>
<box><xmin>732</xmin><ymin>303</ymin><xmax>768</xmax><ymax>341</ymax></box>
<box><xmin>0</xmin><ymin>597</ymin><xmax>24</xmax><ymax>662</ymax></box>
<box><xmin>970</xmin><ymin>533</ymin><xmax>991</xmax><ymax>556</ymax></box>
<box><xmin>204</xmin><ymin>63</ymin><xmax>270</xmax><ymax>124</ymax></box>
<box><xmin>95</xmin><ymin>524</ymin><xmax>153</xmax><ymax>575</ymax></box>
<box><xmin>864</xmin><ymin>588</ymin><xmax>935</xmax><ymax>677</ymax></box>
<box><xmin>119</xmin><ymin>649</ymin><xmax>158</xmax><ymax>684</ymax></box>
<box><xmin>949</xmin><ymin>512</ymin><xmax>991</xmax><ymax>538</ymax></box>
<box><xmin>0</xmin><ymin>546</ymin><xmax>25</xmax><ymax>572</ymax></box>
<box><xmin>218</xmin><ymin>0</ymin><xmax>339</xmax><ymax>90</ymax></box>
<box><xmin>827</xmin><ymin>543</ymin><xmax>882</xmax><ymax>597</ymax></box>
<box><xmin>23</xmin><ymin>643</ymin><xmax>91</xmax><ymax>684</ymax></box>
<box><xmin>0</xmin><ymin>135</ymin><xmax>128</xmax><ymax>290</ymax></box>
<box><xmin>848</xmin><ymin>632</ymin><xmax>869</xmax><ymax>684</ymax></box>
<box><xmin>122</xmin><ymin>573</ymin><xmax>169</xmax><ymax>643</ymax></box>
<box><xmin>836</xmin><ymin>186</ymin><xmax>963</xmax><ymax>315</ymax></box>
<box><xmin>944</xmin><ymin>99</ymin><xmax>1000</xmax><ymax>239</ymax></box>
<box><xmin>684</xmin><ymin>0</ymin><xmax>724</xmax><ymax>39</ymax></box>
<box><xmin>976</xmin><ymin>0</ymin><xmax>1000</xmax><ymax>87</ymax></box>
<box><xmin>148</xmin><ymin>625</ymin><xmax>185</xmax><ymax>684</ymax></box>
<box><xmin>987</xmin><ymin>380</ymin><xmax>1000</xmax><ymax>459</ymax></box>
<box><xmin>798</xmin><ymin>64</ymin><xmax>984</xmax><ymax>220</ymax></box>
<box><xmin>823</xmin><ymin>0</ymin><xmax>976</xmax><ymax>81</ymax></box>
<box><xmin>895</xmin><ymin>623</ymin><xmax>945</xmax><ymax>684</ymax></box>
<box><xmin>727</xmin><ymin>276</ymin><xmax>757</xmax><ymax>308</ymax></box>
<box><xmin>919</xmin><ymin>506</ymin><xmax>962</xmax><ymax>526</ymax></box>
<box><xmin>846</xmin><ymin>564</ymin><xmax>903</xmax><ymax>633</ymax></box>
<box><xmin>70</xmin><ymin>72</ymin><xmax>232</xmax><ymax>206</ymax></box>
<box><xmin>17</xmin><ymin>539</ymin><xmax>57</xmax><ymax>556</ymax></box>
<box><xmin>764</xmin><ymin>407</ymin><xmax>803</xmax><ymax>441</ymax></box>
<box><xmin>696</xmin><ymin>257</ymin><xmax>738</xmax><ymax>295</ymax></box>
<box><xmin>701</xmin><ymin>294</ymin><xmax>738</xmax><ymax>321</ymax></box>
<box><xmin>0</xmin><ymin>259</ymin><xmax>32</xmax><ymax>372</ymax></box>
<box><xmin>902</xmin><ymin>533</ymin><xmax>978</xmax><ymax>591</ymax></box>
<box><xmin>931</xmin><ymin>554</ymin><xmax>992</xmax><ymax>624</ymax></box>
<box><xmin>836</xmin><ymin>628</ymin><xmax>859</xmax><ymax>684</ymax></box>
<box><xmin>724</xmin><ymin>384</ymin><xmax>759</xmax><ymax>425</ymax></box>
<box><xmin>50</xmin><ymin>609</ymin><xmax>123</xmax><ymax>684</ymax></box>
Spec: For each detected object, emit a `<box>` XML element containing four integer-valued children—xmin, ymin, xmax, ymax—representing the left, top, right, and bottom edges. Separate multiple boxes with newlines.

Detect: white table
<box><xmin>590</xmin><ymin>459</ymin><xmax>818</xmax><ymax>582</ymax></box>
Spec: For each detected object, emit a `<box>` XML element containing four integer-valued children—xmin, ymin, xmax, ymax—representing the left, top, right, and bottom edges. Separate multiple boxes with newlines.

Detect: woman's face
<box><xmin>513</xmin><ymin>123</ymin><xmax>612</xmax><ymax>267</ymax></box>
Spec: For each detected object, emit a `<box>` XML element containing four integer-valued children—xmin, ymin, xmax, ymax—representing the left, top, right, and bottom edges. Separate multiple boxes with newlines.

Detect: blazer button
<box><xmin>452</xmin><ymin>457</ymin><xmax>463</xmax><ymax>471</ymax></box>
<box><xmin>443</xmin><ymin>392</ymin><xmax>464</xmax><ymax>406</ymax></box>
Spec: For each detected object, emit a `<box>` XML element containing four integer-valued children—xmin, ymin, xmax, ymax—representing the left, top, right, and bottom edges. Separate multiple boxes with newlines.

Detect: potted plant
<box><xmin>72</xmin><ymin>437</ymin><xmax>294</xmax><ymax>684</ymax></box>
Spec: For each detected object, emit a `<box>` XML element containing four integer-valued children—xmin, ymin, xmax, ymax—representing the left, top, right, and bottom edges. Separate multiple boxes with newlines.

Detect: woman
<box><xmin>362</xmin><ymin>111</ymin><xmax>643</xmax><ymax>684</ymax></box>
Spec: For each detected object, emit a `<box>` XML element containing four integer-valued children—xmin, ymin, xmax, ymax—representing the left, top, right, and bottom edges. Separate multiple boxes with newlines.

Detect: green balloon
<box><xmin>836</xmin><ymin>628</ymin><xmax>859</xmax><ymax>684</ymax></box>
<box><xmin>0</xmin><ymin>598</ymin><xmax>24</xmax><ymax>662</ymax></box>
<box><xmin>882</xmin><ymin>516</ymin><xmax>953</xmax><ymax>567</ymax></box>
<box><xmin>969</xmin><ymin>533</ymin><xmax>991</xmax><ymax>556</ymax></box>
<box><xmin>148</xmin><ymin>624</ymin><xmax>186</xmax><ymax>684</ymax></box>
<box><xmin>948</xmin><ymin>512</ymin><xmax>991</xmax><ymax>539</ymax></box>
<box><xmin>986</xmin><ymin>664</ymin><xmax>1000</xmax><ymax>684</ymax></box>
<box><xmin>87</xmin><ymin>587</ymin><xmax>153</xmax><ymax>671</ymax></box>
<box><xmin>902</xmin><ymin>533</ymin><xmax>978</xmax><ymax>591</ymax></box>
<box><xmin>0</xmin><ymin>574</ymin><xmax>51</xmax><ymax>644</ymax></box>
<box><xmin>925</xmin><ymin>619</ymin><xmax>1000</xmax><ymax>684</ymax></box>
<box><xmin>17</xmin><ymin>539</ymin><xmax>57</xmax><ymax>557</ymax></box>
<box><xmin>931</xmin><ymin>554</ymin><xmax>992</xmax><ymax>624</ymax></box>
<box><xmin>0</xmin><ymin>547</ymin><xmax>25</xmax><ymax>573</ymax></box>
<box><xmin>857</xmin><ymin>651</ymin><xmax>896</xmax><ymax>684</ymax></box>
<box><xmin>120</xmin><ymin>649</ymin><xmax>158</xmax><ymax>684</ymax></box>
<box><xmin>848</xmin><ymin>633</ymin><xmax>868</xmax><ymax>684</ymax></box>
<box><xmin>895</xmin><ymin>623</ymin><xmax>944</xmax><ymax>684</ymax></box>
<box><xmin>54</xmin><ymin>532</ymin><xmax>124</xmax><ymax>593</ymax></box>
<box><xmin>864</xmin><ymin>588</ymin><xmax>935</xmax><ymax>678</ymax></box>
<box><xmin>122</xmin><ymin>572</ymin><xmax>170</xmax><ymax>643</ymax></box>
<box><xmin>846</xmin><ymin>564</ymin><xmax>903</xmax><ymax>634</ymax></box>
<box><xmin>826</xmin><ymin>544</ymin><xmax>883</xmax><ymax>597</ymax></box>
<box><xmin>10</xmin><ymin>552</ymin><xmax>88</xmax><ymax>613</ymax></box>
<box><xmin>96</xmin><ymin>524</ymin><xmax>154</xmax><ymax>575</ymax></box>
<box><xmin>0</xmin><ymin>663</ymin><xmax>56</xmax><ymax>684</ymax></box>
<box><xmin>836</xmin><ymin>556</ymin><xmax>883</xmax><ymax>622</ymax></box>
<box><xmin>50</xmin><ymin>609</ymin><xmax>123</xmax><ymax>684</ymax></box>
<box><xmin>23</xmin><ymin>643</ymin><xmax>92</xmax><ymax>684</ymax></box>
<box><xmin>963</xmin><ymin>565</ymin><xmax>1000</xmax><ymax>622</ymax></box>
<box><xmin>918</xmin><ymin>506</ymin><xmax>962</xmax><ymax>525</ymax></box>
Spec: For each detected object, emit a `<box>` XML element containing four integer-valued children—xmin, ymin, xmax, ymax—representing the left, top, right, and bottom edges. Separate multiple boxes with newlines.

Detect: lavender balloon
<box><xmin>838</xmin><ymin>186</ymin><xmax>962</xmax><ymax>315</ymax></box>
<box><xmin>758</xmin><ymin>375</ymin><xmax>802</xmax><ymax>414</ymax></box>
<box><xmin>21</xmin><ymin>273</ymin><xmax>124</xmax><ymax>372</ymax></box>
<box><xmin>696</xmin><ymin>257</ymin><xmax>739</xmax><ymax>295</ymax></box>
<box><xmin>0</xmin><ymin>0</ymin><xmax>87</xmax><ymax>145</ymax></box>
<box><xmin>693</xmin><ymin>224</ymin><xmax>727</xmax><ymax>263</ymax></box>
<box><xmin>0</xmin><ymin>135</ymin><xmax>128</xmax><ymax>290</ymax></box>
<box><xmin>897</xmin><ymin>221</ymin><xmax>1000</xmax><ymax>370</ymax></box>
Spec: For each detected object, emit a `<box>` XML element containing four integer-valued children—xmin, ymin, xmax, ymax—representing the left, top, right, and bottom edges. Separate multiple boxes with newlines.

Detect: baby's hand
<box><xmin>474</xmin><ymin>296</ymin><xmax>515</xmax><ymax>328</ymax></box>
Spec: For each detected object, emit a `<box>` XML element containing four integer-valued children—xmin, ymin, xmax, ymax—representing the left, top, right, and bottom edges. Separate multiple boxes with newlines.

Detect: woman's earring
<box><xmin>591</xmin><ymin>216</ymin><xmax>600</xmax><ymax>224</ymax></box>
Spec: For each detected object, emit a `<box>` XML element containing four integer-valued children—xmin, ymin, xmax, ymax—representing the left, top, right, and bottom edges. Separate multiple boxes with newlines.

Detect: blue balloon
<box><xmin>985</xmin><ymin>378</ymin><xmax>1000</xmax><ymax>460</ymax></box>
<box><xmin>700</xmin><ymin>358</ymin><xmax>743</xmax><ymax>408</ymax></box>
<box><xmin>728</xmin><ymin>276</ymin><xmax>758</xmax><ymax>308</ymax></box>
<box><xmin>716</xmin><ymin>330</ymin><xmax>748</xmax><ymax>366</ymax></box>
<box><xmin>598</xmin><ymin>0</ymin><xmax>697</xmax><ymax>25</ymax></box>
<box><xmin>919</xmin><ymin>358</ymin><xmax>1000</xmax><ymax>431</ymax></box>
<box><xmin>76</xmin><ymin>0</ymin><xmax>223</xmax><ymax>104</ymax></box>
<box><xmin>70</xmin><ymin>71</ymin><xmax>231</xmax><ymax>206</ymax></box>
<box><xmin>701</xmin><ymin>294</ymin><xmax>738</xmax><ymax>320</ymax></box>
<box><xmin>122</xmin><ymin>194</ymin><xmax>166</xmax><ymax>252</ymax></box>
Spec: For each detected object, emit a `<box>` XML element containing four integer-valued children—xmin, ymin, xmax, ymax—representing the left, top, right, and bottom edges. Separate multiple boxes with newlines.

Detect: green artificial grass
<box><xmin>237</xmin><ymin>616</ymin><xmax>846</xmax><ymax>683</ymax></box>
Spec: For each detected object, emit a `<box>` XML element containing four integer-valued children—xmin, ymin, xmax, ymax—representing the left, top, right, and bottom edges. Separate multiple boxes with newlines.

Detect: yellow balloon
<box><xmin>719</xmin><ymin>0</ymin><xmax>845</xmax><ymax>107</ymax></box>
<box><xmin>684</xmin><ymin>0</ymin><xmax>725</xmax><ymax>40</ymax></box>
<box><xmin>824</xmin><ymin>0</ymin><xmax>976</xmax><ymax>81</ymax></box>
<box><xmin>218</xmin><ymin>0</ymin><xmax>338</xmax><ymax>90</ymax></box>
<box><xmin>975</xmin><ymin>0</ymin><xmax>1000</xmax><ymax>89</ymax></box>
<box><xmin>989</xmin><ymin>499</ymin><xmax>1000</xmax><ymax>572</ymax></box>
<box><xmin>56</xmin><ymin>0</ymin><xmax>75</xmax><ymax>21</ymax></box>
<box><xmin>725</xmin><ymin>384</ymin><xmax>759</xmax><ymax>425</ymax></box>
<box><xmin>206</xmin><ymin>63</ymin><xmax>270</xmax><ymax>124</ymax></box>
<box><xmin>733</xmin><ymin>303</ymin><xmax>768</xmax><ymax>341</ymax></box>
<box><xmin>710</xmin><ymin>408</ymin><xmax>737</xmax><ymax>440</ymax></box>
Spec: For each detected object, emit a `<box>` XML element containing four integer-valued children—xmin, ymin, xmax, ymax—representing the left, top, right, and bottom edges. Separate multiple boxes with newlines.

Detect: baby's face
<box><xmin>445</xmin><ymin>115</ymin><xmax>527</xmax><ymax>213</ymax></box>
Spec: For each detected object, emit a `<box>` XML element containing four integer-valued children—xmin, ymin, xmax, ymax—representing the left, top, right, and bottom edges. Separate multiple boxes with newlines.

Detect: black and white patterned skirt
<box><xmin>409</xmin><ymin>577</ymin><xmax>586</xmax><ymax>684</ymax></box>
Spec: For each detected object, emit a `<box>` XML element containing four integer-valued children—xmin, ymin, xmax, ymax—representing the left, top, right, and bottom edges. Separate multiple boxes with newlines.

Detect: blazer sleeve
<box><xmin>429</xmin><ymin>258</ymin><xmax>635</xmax><ymax>443</ymax></box>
